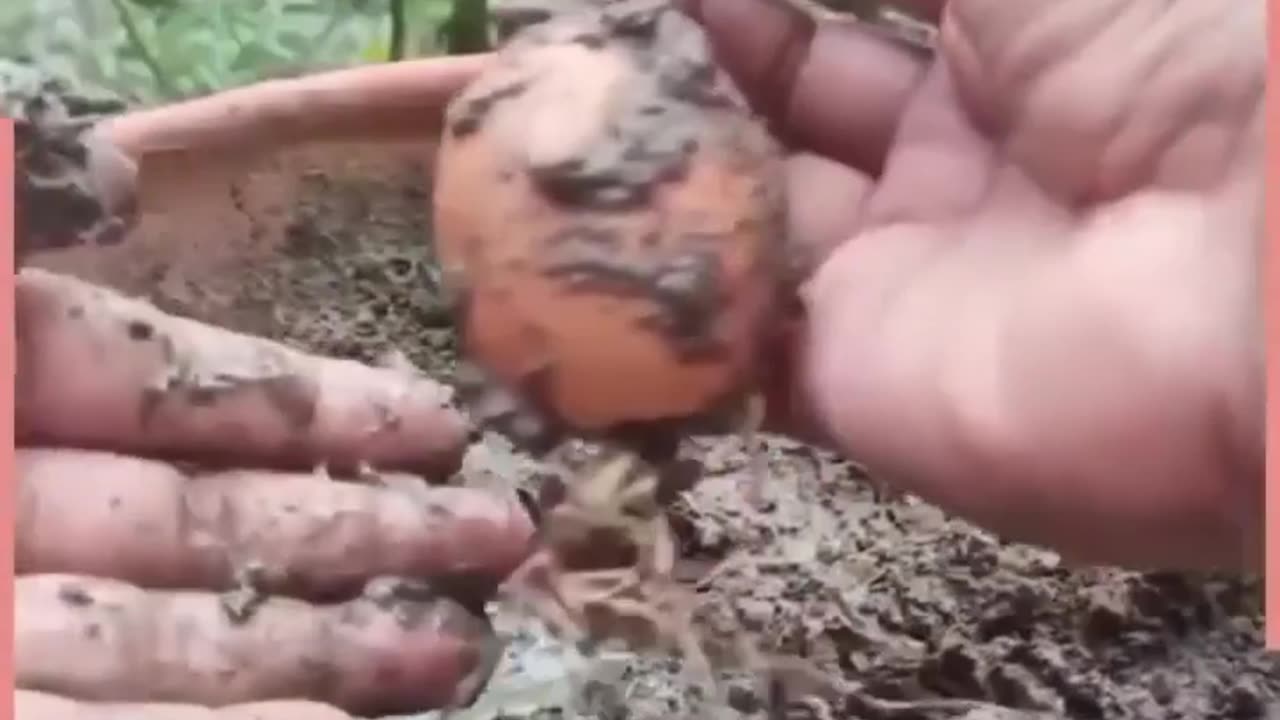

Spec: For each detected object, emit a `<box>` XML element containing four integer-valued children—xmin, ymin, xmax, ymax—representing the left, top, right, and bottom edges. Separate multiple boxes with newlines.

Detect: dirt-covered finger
<box><xmin>17</xmin><ymin>448</ymin><xmax>535</xmax><ymax>601</ymax></box>
<box><xmin>17</xmin><ymin>690</ymin><xmax>356</xmax><ymax>720</ymax></box>
<box><xmin>17</xmin><ymin>574</ymin><xmax>502</xmax><ymax>716</ymax></box>
<box><xmin>12</xmin><ymin>80</ymin><xmax>140</xmax><ymax>262</ymax></box>
<box><xmin>17</xmin><ymin>268</ymin><xmax>471</xmax><ymax>478</ymax></box>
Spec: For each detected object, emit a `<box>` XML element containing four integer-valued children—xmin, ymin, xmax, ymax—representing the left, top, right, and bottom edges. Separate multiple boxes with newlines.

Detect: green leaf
<box><xmin>361</xmin><ymin>38</ymin><xmax>391</xmax><ymax>63</ymax></box>
<box><xmin>2</xmin><ymin>0</ymin><xmax>463</xmax><ymax>100</ymax></box>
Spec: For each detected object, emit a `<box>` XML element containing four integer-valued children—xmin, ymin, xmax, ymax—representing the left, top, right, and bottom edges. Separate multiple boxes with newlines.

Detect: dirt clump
<box><xmin>4</xmin><ymin>59</ymin><xmax>137</xmax><ymax>260</ymax></box>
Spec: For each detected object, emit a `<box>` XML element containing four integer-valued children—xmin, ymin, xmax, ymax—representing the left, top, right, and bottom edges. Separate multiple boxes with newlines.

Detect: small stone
<box><xmin>723</xmin><ymin>682</ymin><xmax>760</xmax><ymax>714</ymax></box>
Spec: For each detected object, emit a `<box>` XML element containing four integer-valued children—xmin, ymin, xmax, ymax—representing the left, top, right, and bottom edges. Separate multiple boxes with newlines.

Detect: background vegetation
<box><xmin>0</xmin><ymin>0</ymin><xmax>487</xmax><ymax>104</ymax></box>
<box><xmin>0</xmin><ymin>0</ymin><xmax>926</xmax><ymax>106</ymax></box>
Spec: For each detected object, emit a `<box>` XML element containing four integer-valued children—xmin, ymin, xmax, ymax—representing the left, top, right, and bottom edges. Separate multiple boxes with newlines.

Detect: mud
<box><xmin>22</xmin><ymin>75</ymin><xmax>1279</xmax><ymax>720</ymax></box>
<box><xmin>540</xmin><ymin>243</ymin><xmax>729</xmax><ymax>362</ymax></box>
<box><xmin>452</xmin><ymin>0</ymin><xmax>767</xmax><ymax>356</ymax></box>
<box><xmin>220</xmin><ymin>560</ymin><xmax>270</xmax><ymax>625</ymax></box>
<box><xmin>3</xmin><ymin>59</ymin><xmax>136</xmax><ymax>260</ymax></box>
<box><xmin>450</xmin><ymin>0</ymin><xmax>739</xmax><ymax>212</ymax></box>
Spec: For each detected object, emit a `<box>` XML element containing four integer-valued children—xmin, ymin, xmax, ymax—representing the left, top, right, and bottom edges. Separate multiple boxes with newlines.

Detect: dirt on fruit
<box><xmin>27</xmin><ymin>131</ymin><xmax>1278</xmax><ymax>720</ymax></box>
<box><xmin>433</xmin><ymin>1</ymin><xmax>791</xmax><ymax>454</ymax></box>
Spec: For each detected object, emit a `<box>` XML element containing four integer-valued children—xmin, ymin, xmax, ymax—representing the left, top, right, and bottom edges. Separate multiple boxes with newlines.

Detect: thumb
<box><xmin>682</xmin><ymin>0</ymin><xmax>937</xmax><ymax>175</ymax></box>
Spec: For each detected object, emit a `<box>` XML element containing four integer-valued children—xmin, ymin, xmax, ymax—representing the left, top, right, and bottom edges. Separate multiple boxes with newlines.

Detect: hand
<box><xmin>15</xmin><ymin>268</ymin><xmax>534</xmax><ymax>718</ymax></box>
<box><xmin>686</xmin><ymin>0</ymin><xmax>1264</xmax><ymax>571</ymax></box>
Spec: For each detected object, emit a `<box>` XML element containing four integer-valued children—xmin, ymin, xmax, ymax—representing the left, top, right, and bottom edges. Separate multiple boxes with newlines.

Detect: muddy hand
<box><xmin>15</xmin><ymin>269</ymin><xmax>535</xmax><ymax>717</ymax></box>
<box><xmin>15</xmin><ymin>119</ymin><xmax>140</xmax><ymax>260</ymax></box>
<box><xmin>685</xmin><ymin>0</ymin><xmax>1263</xmax><ymax>571</ymax></box>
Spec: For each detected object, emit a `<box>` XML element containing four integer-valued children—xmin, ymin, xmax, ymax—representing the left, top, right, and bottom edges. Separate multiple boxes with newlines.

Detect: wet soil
<box><xmin>29</xmin><ymin>136</ymin><xmax>1279</xmax><ymax>720</ymax></box>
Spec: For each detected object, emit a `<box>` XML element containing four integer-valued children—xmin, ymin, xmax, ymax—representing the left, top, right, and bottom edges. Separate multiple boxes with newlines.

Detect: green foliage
<box><xmin>0</xmin><ymin>0</ymin><xmax>488</xmax><ymax>105</ymax></box>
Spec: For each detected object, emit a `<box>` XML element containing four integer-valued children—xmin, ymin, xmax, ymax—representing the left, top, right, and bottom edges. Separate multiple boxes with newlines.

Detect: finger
<box><xmin>16</xmin><ymin>122</ymin><xmax>139</xmax><ymax>260</ymax></box>
<box><xmin>683</xmin><ymin>0</ymin><xmax>934</xmax><ymax>174</ymax></box>
<box><xmin>17</xmin><ymin>268</ymin><xmax>470</xmax><ymax>478</ymax></box>
<box><xmin>755</xmin><ymin>151</ymin><xmax>877</xmax><ymax>439</ymax></box>
<box><xmin>760</xmin><ymin>61</ymin><xmax>972</xmax><ymax>440</ymax></box>
<box><xmin>17</xmin><ymin>574</ymin><xmax>500</xmax><ymax>715</ymax></box>
<box><xmin>17</xmin><ymin>448</ymin><xmax>534</xmax><ymax>601</ymax></box>
<box><xmin>18</xmin><ymin>691</ymin><xmax>353</xmax><ymax>720</ymax></box>
<box><xmin>784</xmin><ymin>151</ymin><xmax>875</xmax><ymax>270</ymax></box>
<box><xmin>857</xmin><ymin>50</ymin><xmax>1000</xmax><ymax>229</ymax></box>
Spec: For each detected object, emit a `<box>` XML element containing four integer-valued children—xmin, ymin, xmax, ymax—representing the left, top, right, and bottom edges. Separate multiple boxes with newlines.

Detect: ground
<box><xmin>29</xmin><ymin>139</ymin><xmax>1279</xmax><ymax>720</ymax></box>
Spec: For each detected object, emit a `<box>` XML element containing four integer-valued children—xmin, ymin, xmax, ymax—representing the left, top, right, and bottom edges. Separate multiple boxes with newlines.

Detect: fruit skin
<box><xmin>432</xmin><ymin>1</ymin><xmax>790</xmax><ymax>450</ymax></box>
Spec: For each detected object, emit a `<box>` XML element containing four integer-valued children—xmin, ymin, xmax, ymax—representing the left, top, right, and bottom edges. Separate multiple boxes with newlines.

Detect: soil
<box><xmin>15</xmin><ymin>62</ymin><xmax>1278</xmax><ymax>720</ymax></box>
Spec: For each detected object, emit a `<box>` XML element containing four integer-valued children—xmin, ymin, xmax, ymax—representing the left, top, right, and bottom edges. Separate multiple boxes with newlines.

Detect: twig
<box><xmin>108</xmin><ymin>0</ymin><xmax>177</xmax><ymax>99</ymax></box>
<box><xmin>443</xmin><ymin>0</ymin><xmax>490</xmax><ymax>55</ymax></box>
<box><xmin>389</xmin><ymin>0</ymin><xmax>407</xmax><ymax>61</ymax></box>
